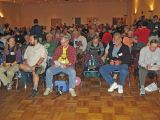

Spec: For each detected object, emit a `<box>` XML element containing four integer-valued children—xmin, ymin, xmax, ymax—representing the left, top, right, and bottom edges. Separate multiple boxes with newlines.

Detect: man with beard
<box><xmin>19</xmin><ymin>35</ymin><xmax>47</xmax><ymax>97</ymax></box>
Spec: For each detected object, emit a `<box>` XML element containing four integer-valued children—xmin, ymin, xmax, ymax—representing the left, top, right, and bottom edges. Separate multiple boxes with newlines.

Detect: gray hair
<box><xmin>113</xmin><ymin>32</ymin><xmax>121</xmax><ymax>38</ymax></box>
<box><xmin>148</xmin><ymin>36</ymin><xmax>159</xmax><ymax>43</ymax></box>
<box><xmin>62</xmin><ymin>35</ymin><xmax>71</xmax><ymax>41</ymax></box>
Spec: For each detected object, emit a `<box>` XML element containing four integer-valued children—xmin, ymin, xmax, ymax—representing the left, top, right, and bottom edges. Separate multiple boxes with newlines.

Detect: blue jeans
<box><xmin>99</xmin><ymin>64</ymin><xmax>128</xmax><ymax>86</ymax></box>
<box><xmin>45</xmin><ymin>66</ymin><xmax>76</xmax><ymax>89</ymax></box>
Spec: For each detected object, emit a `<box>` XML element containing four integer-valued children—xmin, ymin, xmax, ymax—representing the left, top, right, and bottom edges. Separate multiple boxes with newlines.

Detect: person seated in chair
<box><xmin>72</xmin><ymin>30</ymin><xmax>87</xmax><ymax>63</ymax></box>
<box><xmin>43</xmin><ymin>35</ymin><xmax>77</xmax><ymax>97</ymax></box>
<box><xmin>138</xmin><ymin>39</ymin><xmax>160</xmax><ymax>96</ymax></box>
<box><xmin>0</xmin><ymin>37</ymin><xmax>21</xmax><ymax>90</ymax></box>
<box><xmin>19</xmin><ymin>35</ymin><xmax>48</xmax><ymax>97</ymax></box>
<box><xmin>99</xmin><ymin>32</ymin><xmax>131</xmax><ymax>94</ymax></box>
<box><xmin>84</xmin><ymin>33</ymin><xmax>104</xmax><ymax>71</ymax></box>
<box><xmin>43</xmin><ymin>33</ymin><xmax>57</xmax><ymax>67</ymax></box>
<box><xmin>87</xmin><ymin>33</ymin><xmax>104</xmax><ymax>57</ymax></box>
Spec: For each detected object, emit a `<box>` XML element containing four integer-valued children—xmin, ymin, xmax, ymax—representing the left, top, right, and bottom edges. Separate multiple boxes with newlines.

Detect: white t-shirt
<box><xmin>139</xmin><ymin>46</ymin><xmax>160</xmax><ymax>71</ymax></box>
<box><xmin>24</xmin><ymin>43</ymin><xmax>48</xmax><ymax>67</ymax></box>
<box><xmin>73</xmin><ymin>35</ymin><xmax>87</xmax><ymax>51</ymax></box>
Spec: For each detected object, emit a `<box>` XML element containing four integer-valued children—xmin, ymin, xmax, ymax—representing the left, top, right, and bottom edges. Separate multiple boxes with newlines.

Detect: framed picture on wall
<box><xmin>75</xmin><ymin>17</ymin><xmax>81</xmax><ymax>25</ymax></box>
<box><xmin>112</xmin><ymin>17</ymin><xmax>126</xmax><ymax>25</ymax></box>
<box><xmin>51</xmin><ymin>18</ymin><xmax>62</xmax><ymax>27</ymax></box>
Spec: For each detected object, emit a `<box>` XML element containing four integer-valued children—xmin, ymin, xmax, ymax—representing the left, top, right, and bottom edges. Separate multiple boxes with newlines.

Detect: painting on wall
<box><xmin>51</xmin><ymin>18</ymin><xmax>62</xmax><ymax>27</ymax></box>
<box><xmin>75</xmin><ymin>17</ymin><xmax>81</xmax><ymax>25</ymax></box>
<box><xmin>112</xmin><ymin>17</ymin><xmax>126</xmax><ymax>25</ymax></box>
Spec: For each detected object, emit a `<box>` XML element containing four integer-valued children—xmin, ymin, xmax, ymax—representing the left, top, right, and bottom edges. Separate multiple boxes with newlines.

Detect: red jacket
<box><xmin>52</xmin><ymin>45</ymin><xmax>76</xmax><ymax>67</ymax></box>
<box><xmin>102</xmin><ymin>32</ymin><xmax>112</xmax><ymax>46</ymax></box>
<box><xmin>134</xmin><ymin>27</ymin><xmax>151</xmax><ymax>44</ymax></box>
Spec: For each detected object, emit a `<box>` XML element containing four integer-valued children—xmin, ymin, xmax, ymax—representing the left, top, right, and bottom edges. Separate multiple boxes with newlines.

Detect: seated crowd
<box><xmin>0</xmin><ymin>15</ymin><xmax>160</xmax><ymax>97</ymax></box>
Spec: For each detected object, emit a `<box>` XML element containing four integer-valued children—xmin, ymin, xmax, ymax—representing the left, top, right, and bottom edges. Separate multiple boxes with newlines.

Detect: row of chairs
<box><xmin>0</xmin><ymin>64</ymin><xmax>159</xmax><ymax>95</ymax></box>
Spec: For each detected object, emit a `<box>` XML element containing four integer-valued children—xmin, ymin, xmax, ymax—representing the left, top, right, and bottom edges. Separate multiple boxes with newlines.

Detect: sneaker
<box><xmin>145</xmin><ymin>82</ymin><xmax>158</xmax><ymax>92</ymax></box>
<box><xmin>43</xmin><ymin>88</ymin><xmax>52</xmax><ymax>96</ymax></box>
<box><xmin>7</xmin><ymin>81</ymin><xmax>14</xmax><ymax>91</ymax></box>
<box><xmin>108</xmin><ymin>82</ymin><xmax>118</xmax><ymax>92</ymax></box>
<box><xmin>30</xmin><ymin>89</ymin><xmax>38</xmax><ymax>97</ymax></box>
<box><xmin>69</xmin><ymin>88</ymin><xmax>77</xmax><ymax>97</ymax></box>
<box><xmin>118</xmin><ymin>85</ymin><xmax>123</xmax><ymax>94</ymax></box>
<box><xmin>151</xmin><ymin>83</ymin><xmax>158</xmax><ymax>92</ymax></box>
<box><xmin>145</xmin><ymin>83</ymin><xmax>153</xmax><ymax>92</ymax></box>
<box><xmin>140</xmin><ymin>86</ymin><xmax>145</xmax><ymax>96</ymax></box>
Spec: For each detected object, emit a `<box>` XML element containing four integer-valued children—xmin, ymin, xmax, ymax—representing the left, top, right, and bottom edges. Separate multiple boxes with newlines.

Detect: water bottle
<box><xmin>17</xmin><ymin>71</ymin><xmax>21</xmax><ymax>78</ymax></box>
<box><xmin>91</xmin><ymin>55</ymin><xmax>94</xmax><ymax>66</ymax></box>
<box><xmin>88</xmin><ymin>59</ymin><xmax>92</xmax><ymax>71</ymax></box>
<box><xmin>89</xmin><ymin>59</ymin><xmax>92</xmax><ymax>66</ymax></box>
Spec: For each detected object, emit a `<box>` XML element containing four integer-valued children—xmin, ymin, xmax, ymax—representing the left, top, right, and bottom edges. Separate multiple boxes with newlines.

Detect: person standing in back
<box><xmin>30</xmin><ymin>19</ymin><xmax>43</xmax><ymax>42</ymax></box>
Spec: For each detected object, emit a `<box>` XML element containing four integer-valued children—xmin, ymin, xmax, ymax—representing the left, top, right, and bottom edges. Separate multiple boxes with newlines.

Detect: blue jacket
<box><xmin>30</xmin><ymin>24</ymin><xmax>43</xmax><ymax>38</ymax></box>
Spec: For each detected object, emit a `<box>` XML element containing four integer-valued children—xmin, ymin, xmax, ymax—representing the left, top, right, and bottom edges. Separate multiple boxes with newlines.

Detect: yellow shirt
<box><xmin>58</xmin><ymin>47</ymin><xmax>69</xmax><ymax>65</ymax></box>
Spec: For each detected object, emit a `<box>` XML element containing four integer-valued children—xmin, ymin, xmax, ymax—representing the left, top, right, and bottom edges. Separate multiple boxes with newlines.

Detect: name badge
<box><xmin>118</xmin><ymin>53</ymin><xmax>123</xmax><ymax>56</ymax></box>
<box><xmin>10</xmin><ymin>52</ymin><xmax>15</xmax><ymax>55</ymax></box>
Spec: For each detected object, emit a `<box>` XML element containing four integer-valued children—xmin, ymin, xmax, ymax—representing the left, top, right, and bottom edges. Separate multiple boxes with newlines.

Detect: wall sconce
<box><xmin>149</xmin><ymin>4</ymin><xmax>154</xmax><ymax>12</ymax></box>
<box><xmin>0</xmin><ymin>12</ymin><xmax>4</xmax><ymax>18</ymax></box>
<box><xmin>149</xmin><ymin>0</ymin><xmax>155</xmax><ymax>12</ymax></box>
<box><xmin>134</xmin><ymin>0</ymin><xmax>138</xmax><ymax>15</ymax></box>
<box><xmin>134</xmin><ymin>8</ymin><xmax>137</xmax><ymax>14</ymax></box>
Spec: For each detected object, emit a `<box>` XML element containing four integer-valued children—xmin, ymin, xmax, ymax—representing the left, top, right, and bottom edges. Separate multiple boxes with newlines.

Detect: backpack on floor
<box><xmin>54</xmin><ymin>80</ymin><xmax>69</xmax><ymax>95</ymax></box>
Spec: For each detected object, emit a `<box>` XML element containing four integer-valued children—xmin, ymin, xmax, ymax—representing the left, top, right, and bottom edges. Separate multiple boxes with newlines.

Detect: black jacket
<box><xmin>108</xmin><ymin>42</ymin><xmax>131</xmax><ymax>64</ymax></box>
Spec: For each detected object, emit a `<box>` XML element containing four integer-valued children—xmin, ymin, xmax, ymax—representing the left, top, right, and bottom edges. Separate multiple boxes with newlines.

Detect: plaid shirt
<box><xmin>52</xmin><ymin>45</ymin><xmax>76</xmax><ymax>67</ymax></box>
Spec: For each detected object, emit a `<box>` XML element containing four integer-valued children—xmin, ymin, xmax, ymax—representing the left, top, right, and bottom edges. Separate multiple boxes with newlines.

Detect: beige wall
<box><xmin>2</xmin><ymin>0</ymin><xmax>160</xmax><ymax>29</ymax></box>
<box><xmin>0</xmin><ymin>0</ymin><xmax>132</xmax><ymax>29</ymax></box>
<box><xmin>0</xmin><ymin>2</ymin><xmax>21</xmax><ymax>27</ymax></box>
<box><xmin>20</xmin><ymin>1</ymin><xmax>129</xmax><ymax>29</ymax></box>
<box><xmin>3</xmin><ymin>0</ymin><xmax>160</xmax><ymax>29</ymax></box>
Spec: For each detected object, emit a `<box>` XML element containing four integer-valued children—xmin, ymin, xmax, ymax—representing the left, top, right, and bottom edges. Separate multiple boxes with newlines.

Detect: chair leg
<box><xmin>24</xmin><ymin>83</ymin><xmax>27</xmax><ymax>90</ymax></box>
<box><xmin>127</xmin><ymin>74</ymin><xmax>132</xmax><ymax>94</ymax></box>
<box><xmin>138</xmin><ymin>80</ymin><xmax>140</xmax><ymax>89</ymax></box>
<box><xmin>43</xmin><ymin>80</ymin><xmax>46</xmax><ymax>89</ymax></box>
<box><xmin>99</xmin><ymin>78</ymin><xmax>101</xmax><ymax>88</ymax></box>
<box><xmin>81</xmin><ymin>75</ymin><xmax>85</xmax><ymax>87</ymax></box>
<box><xmin>16</xmin><ymin>78</ymin><xmax>19</xmax><ymax>90</ymax></box>
<box><xmin>128</xmin><ymin>75</ymin><xmax>131</xmax><ymax>90</ymax></box>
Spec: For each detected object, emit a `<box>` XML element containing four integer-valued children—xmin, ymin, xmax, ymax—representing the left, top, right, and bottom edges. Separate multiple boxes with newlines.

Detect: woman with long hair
<box><xmin>0</xmin><ymin>37</ymin><xmax>21</xmax><ymax>90</ymax></box>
